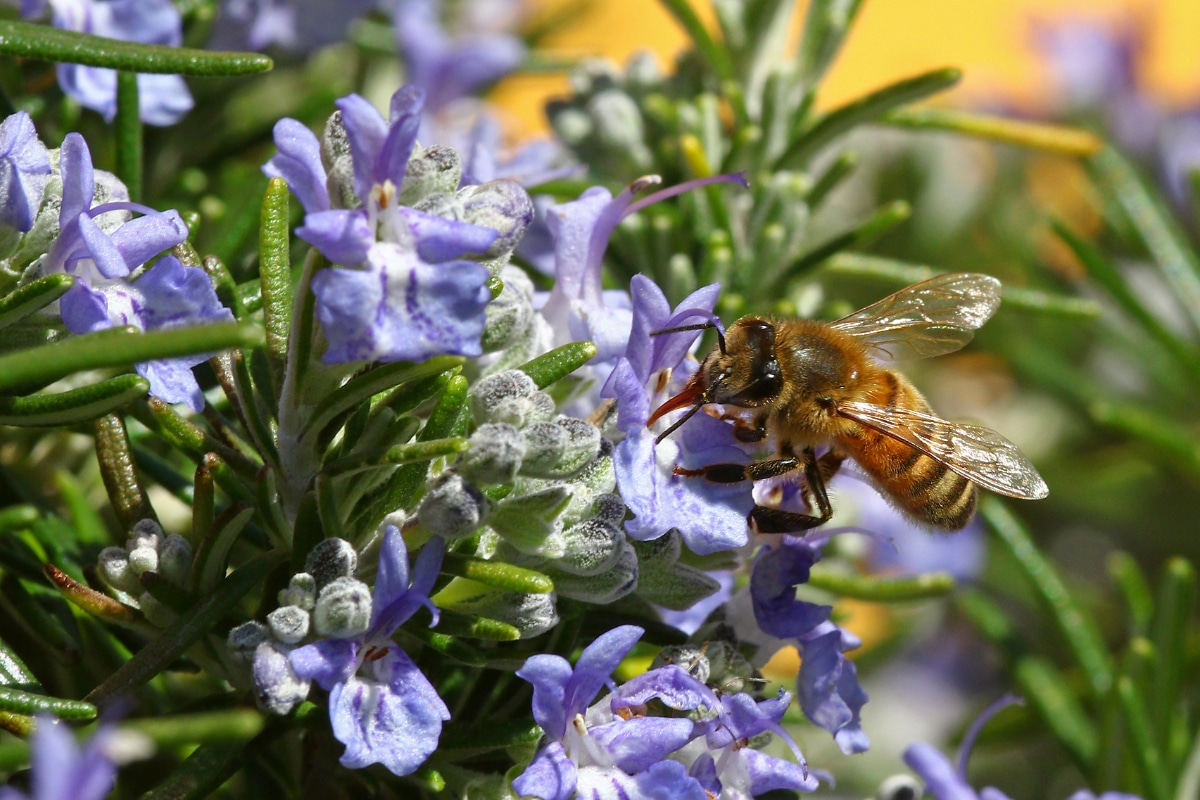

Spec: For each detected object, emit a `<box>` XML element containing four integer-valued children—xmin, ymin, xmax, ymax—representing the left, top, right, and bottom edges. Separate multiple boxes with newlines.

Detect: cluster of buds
<box><xmin>96</xmin><ymin>519</ymin><xmax>193</xmax><ymax>625</ymax></box>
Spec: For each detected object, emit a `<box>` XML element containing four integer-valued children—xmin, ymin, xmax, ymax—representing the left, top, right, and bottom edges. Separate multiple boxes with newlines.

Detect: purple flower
<box><xmin>263</xmin><ymin>86</ymin><xmax>507</xmax><ymax>363</ymax></box>
<box><xmin>288</xmin><ymin>528</ymin><xmax>449</xmax><ymax>776</ymax></box>
<box><xmin>0</xmin><ymin>111</ymin><xmax>51</xmax><ymax>233</ymax></box>
<box><xmin>210</xmin><ymin>0</ymin><xmax>379</xmax><ymax>52</ymax></box>
<box><xmin>539</xmin><ymin>173</ymin><xmax>748</xmax><ymax>365</ymax></box>
<box><xmin>1</xmin><ymin>717</ymin><xmax>124</xmax><ymax>800</ymax></box>
<box><xmin>903</xmin><ymin>695</ymin><xmax>1140</xmax><ymax>800</ymax></box>
<box><xmin>749</xmin><ymin>535</ymin><xmax>869</xmax><ymax>753</ymax></box>
<box><xmin>602</xmin><ymin>274</ymin><xmax>754</xmax><ymax>555</ymax></box>
<box><xmin>46</xmin><ymin>133</ymin><xmax>229</xmax><ymax>411</ymax></box>
<box><xmin>514</xmin><ymin>626</ymin><xmax>702</xmax><ymax>800</ymax></box>
<box><xmin>25</xmin><ymin>0</ymin><xmax>193</xmax><ymax>126</ymax></box>
<box><xmin>392</xmin><ymin>0</ymin><xmax>526</xmax><ymax>114</ymax></box>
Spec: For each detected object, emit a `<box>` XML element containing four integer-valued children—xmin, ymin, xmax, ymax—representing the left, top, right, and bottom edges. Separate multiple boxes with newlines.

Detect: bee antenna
<box><xmin>654</xmin><ymin>401</ymin><xmax>704</xmax><ymax>444</ymax></box>
<box><xmin>649</xmin><ymin>322</ymin><xmax>726</xmax><ymax>355</ymax></box>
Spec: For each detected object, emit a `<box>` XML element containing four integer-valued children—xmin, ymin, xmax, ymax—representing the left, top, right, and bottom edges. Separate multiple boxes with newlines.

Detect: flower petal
<box><xmin>574</xmin><ymin>760</ymin><xmax>707</xmax><ymax>800</ymax></box>
<box><xmin>289</xmin><ymin>638</ymin><xmax>358</xmax><ymax>690</ymax></box>
<box><xmin>297</xmin><ymin>208</ymin><xmax>373</xmax><ymax>266</ymax></box>
<box><xmin>397</xmin><ymin>207</ymin><xmax>499</xmax><ymax>262</ymax></box>
<box><xmin>512</xmin><ymin>741</ymin><xmax>577</xmax><ymax>800</ymax></box>
<box><xmin>589</xmin><ymin>716</ymin><xmax>697</xmax><ymax>774</ymax></box>
<box><xmin>563</xmin><ymin>625</ymin><xmax>644</xmax><ymax>720</ymax></box>
<box><xmin>516</xmin><ymin>653</ymin><xmax>573</xmax><ymax>739</ymax></box>
<box><xmin>335</xmin><ymin>93</ymin><xmax>389</xmax><ymax>203</ymax></box>
<box><xmin>264</xmin><ymin>117</ymin><xmax>330</xmax><ymax>214</ymax></box>
<box><xmin>903</xmin><ymin>742</ymin><xmax>978</xmax><ymax>800</ymax></box>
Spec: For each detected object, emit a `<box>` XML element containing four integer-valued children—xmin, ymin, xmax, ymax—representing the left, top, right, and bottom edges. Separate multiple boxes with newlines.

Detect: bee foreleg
<box><xmin>673</xmin><ymin>456</ymin><xmax>800</xmax><ymax>484</ymax></box>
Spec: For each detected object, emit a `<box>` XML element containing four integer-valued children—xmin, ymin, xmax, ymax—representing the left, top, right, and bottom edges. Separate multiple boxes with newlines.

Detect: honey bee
<box><xmin>648</xmin><ymin>273</ymin><xmax>1048</xmax><ymax>532</ymax></box>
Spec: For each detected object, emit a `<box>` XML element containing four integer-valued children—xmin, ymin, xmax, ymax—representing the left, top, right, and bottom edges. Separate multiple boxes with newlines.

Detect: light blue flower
<box><xmin>210</xmin><ymin>0</ymin><xmax>379</xmax><ymax>52</ymax></box>
<box><xmin>24</xmin><ymin>0</ymin><xmax>193</xmax><ymax>126</ymax></box>
<box><xmin>0</xmin><ymin>717</ymin><xmax>120</xmax><ymax>800</ymax></box>
<box><xmin>0</xmin><ymin>111</ymin><xmax>51</xmax><ymax>234</ymax></box>
<box><xmin>288</xmin><ymin>528</ymin><xmax>449</xmax><ymax>776</ymax></box>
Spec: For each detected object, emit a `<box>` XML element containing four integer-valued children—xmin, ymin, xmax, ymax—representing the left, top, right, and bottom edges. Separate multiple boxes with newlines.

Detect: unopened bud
<box><xmin>312</xmin><ymin>577</ymin><xmax>373</xmax><ymax>639</ymax></box>
<box><xmin>157</xmin><ymin>534</ymin><xmax>192</xmax><ymax>586</ymax></box>
<box><xmin>461</xmin><ymin>423</ymin><xmax>526</xmax><ymax>485</ymax></box>
<box><xmin>401</xmin><ymin>145</ymin><xmax>462</xmax><ymax>205</ymax></box>
<box><xmin>97</xmin><ymin>547</ymin><xmax>140</xmax><ymax>597</ymax></box>
<box><xmin>227</xmin><ymin>621</ymin><xmax>269</xmax><ymax>662</ymax></box>
<box><xmin>127</xmin><ymin>546</ymin><xmax>158</xmax><ymax>578</ymax></box>
<box><xmin>557</xmin><ymin>518</ymin><xmax>625</xmax><ymax>576</ymax></box>
<box><xmin>457</xmin><ymin>179</ymin><xmax>534</xmax><ymax>260</ymax></box>
<box><xmin>278</xmin><ymin>573</ymin><xmax>317</xmax><ymax>610</ymax></box>
<box><xmin>417</xmin><ymin>472</ymin><xmax>488</xmax><ymax>540</ymax></box>
<box><xmin>268</xmin><ymin>605</ymin><xmax>311</xmax><ymax>645</ymax></box>
<box><xmin>305</xmin><ymin>538</ymin><xmax>358</xmax><ymax>590</ymax></box>
<box><xmin>253</xmin><ymin>641</ymin><xmax>310</xmax><ymax>715</ymax></box>
<box><xmin>128</xmin><ymin>519</ymin><xmax>163</xmax><ymax>551</ymax></box>
<box><xmin>548</xmin><ymin>541</ymin><xmax>638</xmax><ymax>604</ymax></box>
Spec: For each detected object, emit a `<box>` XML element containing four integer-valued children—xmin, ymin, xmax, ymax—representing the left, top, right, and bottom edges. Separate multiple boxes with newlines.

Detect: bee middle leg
<box><xmin>749</xmin><ymin>449</ymin><xmax>844</xmax><ymax>533</ymax></box>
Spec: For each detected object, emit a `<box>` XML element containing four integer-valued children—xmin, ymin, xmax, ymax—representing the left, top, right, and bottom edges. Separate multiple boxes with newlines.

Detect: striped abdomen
<box><xmin>844</xmin><ymin>370</ymin><xmax>978</xmax><ymax>530</ymax></box>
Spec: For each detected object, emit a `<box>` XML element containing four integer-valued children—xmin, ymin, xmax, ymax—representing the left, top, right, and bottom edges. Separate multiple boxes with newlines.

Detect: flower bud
<box><xmin>253</xmin><ymin>640</ymin><xmax>310</xmax><ymax>715</ymax></box>
<box><xmin>445</xmin><ymin>590</ymin><xmax>559</xmax><ymax>639</ymax></box>
<box><xmin>97</xmin><ymin>547</ymin><xmax>140</xmax><ymax>597</ymax></box>
<box><xmin>401</xmin><ymin>144</ymin><xmax>462</xmax><ymax>205</ymax></box>
<box><xmin>312</xmin><ymin>577</ymin><xmax>373</xmax><ymax>639</ymax></box>
<box><xmin>547</xmin><ymin>542</ymin><xmax>638</xmax><ymax>604</ymax></box>
<box><xmin>556</xmin><ymin>518</ymin><xmax>624</xmax><ymax>576</ymax></box>
<box><xmin>305</xmin><ymin>538</ymin><xmax>358</xmax><ymax>590</ymax></box>
<box><xmin>518</xmin><ymin>422</ymin><xmax>568</xmax><ymax>477</ymax></box>
<box><xmin>588</xmin><ymin>90</ymin><xmax>651</xmax><ymax>169</ymax></box>
<box><xmin>267</xmin><ymin>605</ymin><xmax>311</xmax><ymax>645</ymax></box>
<box><xmin>550</xmin><ymin>417</ymin><xmax>601</xmax><ymax>476</ymax></box>
<box><xmin>481</xmin><ymin>268</ymin><xmax>535</xmax><ymax>352</ymax></box>
<box><xmin>652</xmin><ymin>645</ymin><xmax>711</xmax><ymax>684</ymax></box>
<box><xmin>489</xmin><ymin>486</ymin><xmax>570</xmax><ymax>555</ymax></box>
<box><xmin>631</xmin><ymin>534</ymin><xmax>722</xmax><ymax>611</ymax></box>
<box><xmin>470</xmin><ymin>370</ymin><xmax>555</xmax><ymax>427</ymax></box>
<box><xmin>128</xmin><ymin>518</ymin><xmax>164</xmax><ymax>551</ymax></box>
<box><xmin>590</xmin><ymin>493</ymin><xmax>627</xmax><ymax>525</ymax></box>
<box><xmin>572</xmin><ymin>446</ymin><xmax>616</xmax><ymax>495</ymax></box>
<box><xmin>157</xmin><ymin>534</ymin><xmax>192</xmax><ymax>586</ymax></box>
<box><xmin>457</xmin><ymin>179</ymin><xmax>534</xmax><ymax>261</ymax></box>
<box><xmin>322</xmin><ymin>111</ymin><xmax>359</xmax><ymax>210</ymax></box>
<box><xmin>461</xmin><ymin>423</ymin><xmax>526</xmax><ymax>485</ymax></box>
<box><xmin>227</xmin><ymin>620</ymin><xmax>269</xmax><ymax>662</ymax></box>
<box><xmin>278</xmin><ymin>572</ymin><xmax>317</xmax><ymax>611</ymax></box>
<box><xmin>417</xmin><ymin>472</ymin><xmax>488</xmax><ymax>540</ymax></box>
<box><xmin>127</xmin><ymin>545</ymin><xmax>159</xmax><ymax>578</ymax></box>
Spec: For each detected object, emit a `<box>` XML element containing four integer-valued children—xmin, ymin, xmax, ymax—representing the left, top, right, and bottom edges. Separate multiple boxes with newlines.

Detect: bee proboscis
<box><xmin>648</xmin><ymin>272</ymin><xmax>1048</xmax><ymax>532</ymax></box>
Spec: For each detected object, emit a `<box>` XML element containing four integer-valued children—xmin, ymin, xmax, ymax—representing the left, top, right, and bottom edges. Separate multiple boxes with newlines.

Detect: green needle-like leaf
<box><xmin>0</xmin><ymin>639</ymin><xmax>40</xmax><ymax>689</ymax></box>
<box><xmin>656</xmin><ymin>0</ymin><xmax>735</xmax><ymax>82</ymax></box>
<box><xmin>442</xmin><ymin>553</ymin><xmax>554</xmax><ymax>594</ymax></box>
<box><xmin>0</xmin><ymin>19</ymin><xmax>273</xmax><ymax>75</ymax></box>
<box><xmin>0</xmin><ymin>274</ymin><xmax>73</xmax><ymax>331</ymax></box>
<box><xmin>518</xmin><ymin>341</ymin><xmax>598</xmax><ymax>389</ymax></box>
<box><xmin>882</xmin><ymin>108</ymin><xmax>1103</xmax><ymax>155</ymax></box>
<box><xmin>0</xmin><ymin>322</ymin><xmax>263</xmax><ymax>394</ymax></box>
<box><xmin>259</xmin><ymin>178</ymin><xmax>293</xmax><ymax>395</ymax></box>
<box><xmin>94</xmin><ymin>413</ymin><xmax>155</xmax><ymax>529</ymax></box>
<box><xmin>115</xmin><ymin>71</ymin><xmax>141</xmax><ymax>202</ymax></box>
<box><xmin>434</xmin><ymin>609</ymin><xmax>522</xmax><ymax>642</ymax></box>
<box><xmin>983</xmin><ymin>498</ymin><xmax>1114</xmax><ymax>696</ymax></box>
<box><xmin>0</xmin><ymin>687</ymin><xmax>96</xmax><ymax>720</ymax></box>
<box><xmin>776</xmin><ymin>67</ymin><xmax>962</xmax><ymax>170</ymax></box>
<box><xmin>1015</xmin><ymin>656</ymin><xmax>1098</xmax><ymax>769</ymax></box>
<box><xmin>1149</xmin><ymin>558</ymin><xmax>1195</xmax><ymax>758</ymax></box>
<box><xmin>806</xmin><ymin>567</ymin><xmax>955</xmax><ymax>601</ymax></box>
<box><xmin>1117</xmin><ymin>676</ymin><xmax>1171</xmax><ymax>800</ymax></box>
<box><xmin>437</xmin><ymin>720</ymin><xmax>543</xmax><ymax>757</ymax></box>
<box><xmin>795</xmin><ymin>0</ymin><xmax>865</xmax><ymax>85</ymax></box>
<box><xmin>125</xmin><ymin>709</ymin><xmax>264</xmax><ymax>748</ymax></box>
<box><xmin>1107</xmin><ymin>551</ymin><xmax>1154</xmax><ymax>635</ymax></box>
<box><xmin>0</xmin><ymin>374</ymin><xmax>148</xmax><ymax>427</ymax></box>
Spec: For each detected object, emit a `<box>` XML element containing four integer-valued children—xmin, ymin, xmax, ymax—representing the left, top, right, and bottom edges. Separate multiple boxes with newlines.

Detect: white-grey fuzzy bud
<box><xmin>549</xmin><ymin>417</ymin><xmax>601</xmax><ymax>476</ymax></box>
<box><xmin>157</xmin><ymin>535</ymin><xmax>192</xmax><ymax>586</ymax></box>
<box><xmin>481</xmin><ymin>272</ymin><xmax>535</xmax><ymax>353</ymax></box>
<box><xmin>305</xmin><ymin>538</ymin><xmax>358</xmax><ymax>590</ymax></box>
<box><xmin>631</xmin><ymin>534</ymin><xmax>721</xmax><ymax>611</ymax></box>
<box><xmin>573</xmin><ymin>447</ymin><xmax>616</xmax><ymax>494</ymax></box>
<box><xmin>400</xmin><ymin>145</ymin><xmax>462</xmax><ymax>205</ymax></box>
<box><xmin>321</xmin><ymin>111</ymin><xmax>359</xmax><ymax>210</ymax></box>
<box><xmin>97</xmin><ymin>547</ymin><xmax>140</xmax><ymax>597</ymax></box>
<box><xmin>489</xmin><ymin>486</ymin><xmax>571</xmax><ymax>554</ymax></box>
<box><xmin>417</xmin><ymin>472</ymin><xmax>488</xmax><ymax>540</ymax></box>
<box><xmin>278</xmin><ymin>573</ymin><xmax>317</xmax><ymax>611</ymax></box>
<box><xmin>227</xmin><ymin>620</ymin><xmax>269</xmax><ymax>662</ymax></box>
<box><xmin>458</xmin><ymin>180</ymin><xmax>534</xmax><ymax>261</ymax></box>
<box><xmin>518</xmin><ymin>422</ymin><xmax>568</xmax><ymax>478</ymax></box>
<box><xmin>446</xmin><ymin>590</ymin><xmax>559</xmax><ymax>639</ymax></box>
<box><xmin>588</xmin><ymin>90</ymin><xmax>651</xmax><ymax>168</ymax></box>
<box><xmin>557</xmin><ymin>518</ymin><xmax>625</xmax><ymax>576</ymax></box>
<box><xmin>127</xmin><ymin>546</ymin><xmax>159</xmax><ymax>578</ymax></box>
<box><xmin>469</xmin><ymin>370</ymin><xmax>541</xmax><ymax>426</ymax></box>
<box><xmin>311</xmin><ymin>577</ymin><xmax>373</xmax><ymax>639</ymax></box>
<box><xmin>267</xmin><ymin>605</ymin><xmax>311</xmax><ymax>645</ymax></box>
<box><xmin>652</xmin><ymin>645</ymin><xmax>711</xmax><ymax>684</ymax></box>
<box><xmin>548</xmin><ymin>541</ymin><xmax>638</xmax><ymax>604</ymax></box>
<box><xmin>625</xmin><ymin>50</ymin><xmax>662</xmax><ymax>90</ymax></box>
<box><xmin>128</xmin><ymin>518</ymin><xmax>164</xmax><ymax>551</ymax></box>
<box><xmin>590</xmin><ymin>493</ymin><xmax>627</xmax><ymax>525</ymax></box>
<box><xmin>461</xmin><ymin>423</ymin><xmax>526</xmax><ymax>485</ymax></box>
<box><xmin>253</xmin><ymin>640</ymin><xmax>310</xmax><ymax>715</ymax></box>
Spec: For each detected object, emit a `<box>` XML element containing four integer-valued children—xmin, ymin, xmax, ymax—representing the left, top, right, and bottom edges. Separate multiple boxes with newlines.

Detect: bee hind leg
<box><xmin>673</xmin><ymin>456</ymin><xmax>800</xmax><ymax>483</ymax></box>
<box><xmin>750</xmin><ymin>448</ymin><xmax>841</xmax><ymax>533</ymax></box>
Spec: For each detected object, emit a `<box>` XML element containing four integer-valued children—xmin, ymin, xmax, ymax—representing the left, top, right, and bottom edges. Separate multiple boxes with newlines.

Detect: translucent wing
<box><xmin>837</xmin><ymin>401</ymin><xmax>1049</xmax><ymax>499</ymax></box>
<box><xmin>830</xmin><ymin>272</ymin><xmax>1002</xmax><ymax>360</ymax></box>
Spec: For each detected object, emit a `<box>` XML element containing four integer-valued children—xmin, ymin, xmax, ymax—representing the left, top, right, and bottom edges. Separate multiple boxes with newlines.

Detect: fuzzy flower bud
<box><xmin>305</xmin><ymin>538</ymin><xmax>358</xmax><ymax>590</ymax></box>
<box><xmin>128</xmin><ymin>519</ymin><xmax>164</xmax><ymax>551</ymax></box>
<box><xmin>460</xmin><ymin>423</ymin><xmax>526</xmax><ymax>485</ymax></box>
<box><xmin>278</xmin><ymin>573</ymin><xmax>317</xmax><ymax>611</ymax></box>
<box><xmin>556</xmin><ymin>518</ymin><xmax>625</xmax><ymax>576</ymax></box>
<box><xmin>157</xmin><ymin>534</ymin><xmax>192</xmax><ymax>586</ymax></box>
<box><xmin>590</xmin><ymin>492</ymin><xmax>628</xmax><ymax>525</ymax></box>
<box><xmin>267</xmin><ymin>605</ymin><xmax>311</xmax><ymax>645</ymax></box>
<box><xmin>481</xmin><ymin>266</ymin><xmax>536</xmax><ymax>352</ymax></box>
<box><xmin>127</xmin><ymin>545</ymin><xmax>159</xmax><ymax>578</ymax></box>
<box><xmin>227</xmin><ymin>621</ymin><xmax>269</xmax><ymax>662</ymax></box>
<box><xmin>445</xmin><ymin>589</ymin><xmax>559</xmax><ymax>639</ymax></box>
<box><xmin>311</xmin><ymin>577</ymin><xmax>373</xmax><ymax>639</ymax></box>
<box><xmin>546</xmin><ymin>541</ymin><xmax>638</xmax><ymax>604</ymax></box>
<box><xmin>417</xmin><ymin>472</ymin><xmax>488</xmax><ymax>540</ymax></box>
<box><xmin>469</xmin><ymin>370</ymin><xmax>555</xmax><ymax>428</ymax></box>
<box><xmin>97</xmin><ymin>547</ymin><xmax>140</xmax><ymax>597</ymax></box>
<box><xmin>400</xmin><ymin>144</ymin><xmax>462</xmax><ymax>205</ymax></box>
<box><xmin>253</xmin><ymin>640</ymin><xmax>310</xmax><ymax>715</ymax></box>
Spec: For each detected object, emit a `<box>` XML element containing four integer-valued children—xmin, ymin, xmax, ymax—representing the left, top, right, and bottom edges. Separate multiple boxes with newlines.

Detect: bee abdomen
<box><xmin>863</xmin><ymin>439</ymin><xmax>978</xmax><ymax>530</ymax></box>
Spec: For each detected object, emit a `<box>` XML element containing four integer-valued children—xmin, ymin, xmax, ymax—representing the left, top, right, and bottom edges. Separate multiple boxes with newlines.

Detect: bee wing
<box><xmin>838</xmin><ymin>401</ymin><xmax>1049</xmax><ymax>500</ymax></box>
<box><xmin>830</xmin><ymin>273</ymin><xmax>1002</xmax><ymax>360</ymax></box>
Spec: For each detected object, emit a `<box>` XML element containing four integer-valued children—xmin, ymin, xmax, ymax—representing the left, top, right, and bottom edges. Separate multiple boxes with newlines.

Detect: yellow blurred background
<box><xmin>493</xmin><ymin>0</ymin><xmax>1200</xmax><ymax>134</ymax></box>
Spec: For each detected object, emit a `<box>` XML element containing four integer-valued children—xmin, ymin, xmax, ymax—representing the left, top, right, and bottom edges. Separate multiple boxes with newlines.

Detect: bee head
<box><xmin>699</xmin><ymin>317</ymin><xmax>783</xmax><ymax>407</ymax></box>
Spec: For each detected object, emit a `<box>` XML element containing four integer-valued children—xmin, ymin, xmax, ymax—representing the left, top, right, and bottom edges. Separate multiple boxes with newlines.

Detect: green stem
<box><xmin>114</xmin><ymin>71</ymin><xmax>142</xmax><ymax>202</ymax></box>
